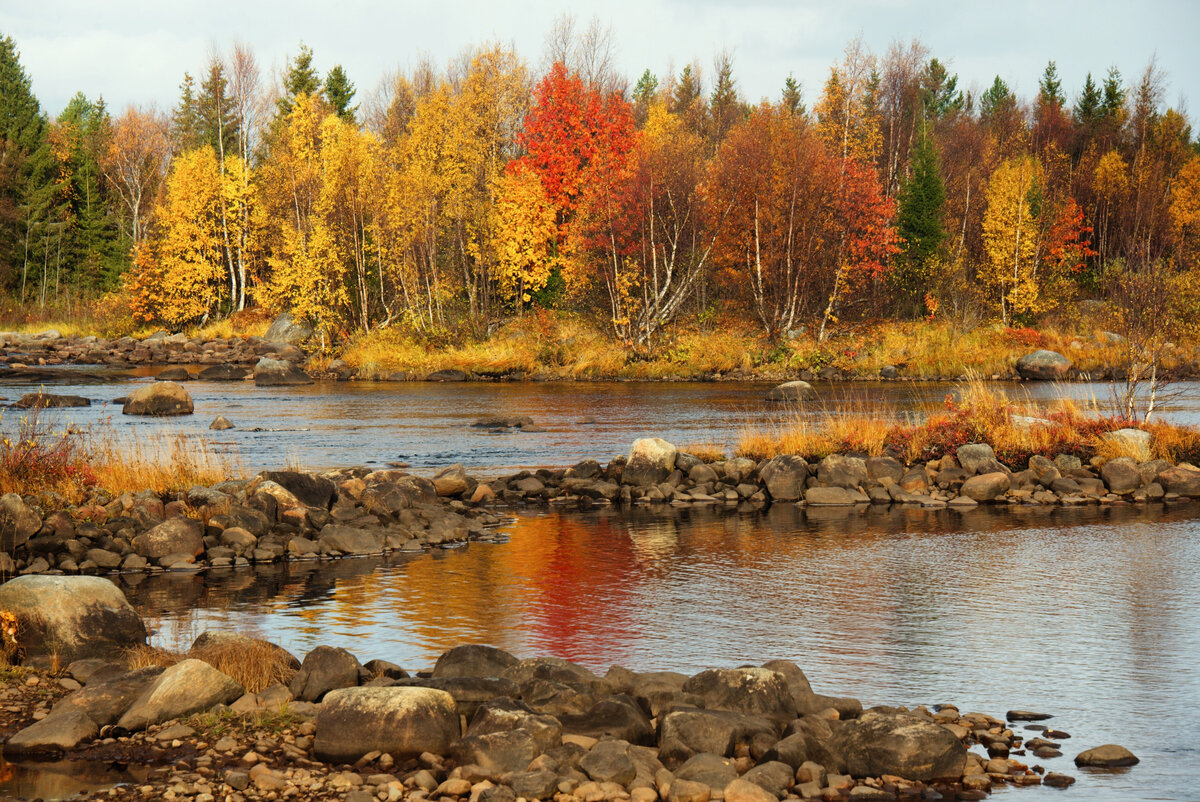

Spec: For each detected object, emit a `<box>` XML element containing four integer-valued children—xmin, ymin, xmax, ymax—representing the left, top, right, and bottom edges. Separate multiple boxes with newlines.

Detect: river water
<box><xmin>2</xmin><ymin>372</ymin><xmax>1199</xmax><ymax>800</ymax></box>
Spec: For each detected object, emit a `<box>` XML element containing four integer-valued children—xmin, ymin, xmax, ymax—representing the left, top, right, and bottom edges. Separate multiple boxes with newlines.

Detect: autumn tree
<box><xmin>493</xmin><ymin>162</ymin><xmax>556</xmax><ymax>305</ymax></box>
<box><xmin>814</xmin><ymin>38</ymin><xmax>880</xmax><ymax>165</ymax></box>
<box><xmin>891</xmin><ymin>125</ymin><xmax>945</xmax><ymax>308</ymax></box>
<box><xmin>981</xmin><ymin>154</ymin><xmax>1043</xmax><ymax>322</ymax></box>
<box><xmin>100</xmin><ymin>105</ymin><xmax>170</xmax><ymax>246</ymax></box>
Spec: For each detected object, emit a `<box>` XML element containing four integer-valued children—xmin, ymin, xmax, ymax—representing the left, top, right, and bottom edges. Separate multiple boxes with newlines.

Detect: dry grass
<box><xmin>679</xmin><ymin>443</ymin><xmax>727</xmax><ymax>462</ymax></box>
<box><xmin>736</xmin><ymin>376</ymin><xmax>1197</xmax><ymax>468</ymax></box>
<box><xmin>0</xmin><ymin>411</ymin><xmax>240</xmax><ymax>505</ymax></box>
<box><xmin>125</xmin><ymin>636</ymin><xmax>297</xmax><ymax>694</ymax></box>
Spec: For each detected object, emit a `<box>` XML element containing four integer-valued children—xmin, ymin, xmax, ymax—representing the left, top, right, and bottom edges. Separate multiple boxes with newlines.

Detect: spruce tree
<box><xmin>172</xmin><ymin>73</ymin><xmax>204</xmax><ymax>151</ymax></box>
<box><xmin>198</xmin><ymin>60</ymin><xmax>239</xmax><ymax>156</ymax></box>
<box><xmin>781</xmin><ymin>74</ymin><xmax>803</xmax><ymax>116</ymax></box>
<box><xmin>1074</xmin><ymin>73</ymin><xmax>1101</xmax><ymax>124</ymax></box>
<box><xmin>708</xmin><ymin>56</ymin><xmax>739</xmax><ymax>146</ymax></box>
<box><xmin>324</xmin><ymin>65</ymin><xmax>357</xmax><ymax>122</ymax></box>
<box><xmin>277</xmin><ymin>43</ymin><xmax>321</xmax><ymax>116</ymax></box>
<box><xmin>892</xmin><ymin>126</ymin><xmax>945</xmax><ymax>308</ymax></box>
<box><xmin>921</xmin><ymin>58</ymin><xmax>963</xmax><ymax>119</ymax></box>
<box><xmin>632</xmin><ymin>69</ymin><xmax>658</xmax><ymax>126</ymax></box>
<box><xmin>1038</xmin><ymin>61</ymin><xmax>1064</xmax><ymax>107</ymax></box>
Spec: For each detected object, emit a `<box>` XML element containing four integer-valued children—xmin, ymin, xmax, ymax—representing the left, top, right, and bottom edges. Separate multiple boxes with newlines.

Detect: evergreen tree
<box><xmin>1038</xmin><ymin>61</ymin><xmax>1064</xmax><ymax>107</ymax></box>
<box><xmin>1101</xmin><ymin>66</ymin><xmax>1126</xmax><ymax>119</ymax></box>
<box><xmin>672</xmin><ymin>64</ymin><xmax>704</xmax><ymax>138</ymax></box>
<box><xmin>979</xmin><ymin>76</ymin><xmax>1015</xmax><ymax>121</ymax></box>
<box><xmin>632</xmin><ymin>69</ymin><xmax>658</xmax><ymax>126</ymax></box>
<box><xmin>277</xmin><ymin>42</ymin><xmax>321</xmax><ymax>116</ymax></box>
<box><xmin>172</xmin><ymin>72</ymin><xmax>204</xmax><ymax>151</ymax></box>
<box><xmin>0</xmin><ymin>34</ymin><xmax>54</xmax><ymax>292</ymax></box>
<box><xmin>198</xmin><ymin>59</ymin><xmax>239</xmax><ymax>157</ymax></box>
<box><xmin>324</xmin><ymin>65</ymin><xmax>357</xmax><ymax>122</ymax></box>
<box><xmin>1074</xmin><ymin>72</ymin><xmax>1101</xmax><ymax>124</ymax></box>
<box><xmin>892</xmin><ymin>125</ymin><xmax>945</xmax><ymax>307</ymax></box>
<box><xmin>55</xmin><ymin>93</ymin><xmax>123</xmax><ymax>288</ymax></box>
<box><xmin>708</xmin><ymin>55</ymin><xmax>740</xmax><ymax>146</ymax></box>
<box><xmin>781</xmin><ymin>74</ymin><xmax>804</xmax><ymax>116</ymax></box>
<box><xmin>920</xmin><ymin>58</ymin><xmax>962</xmax><ymax>119</ymax></box>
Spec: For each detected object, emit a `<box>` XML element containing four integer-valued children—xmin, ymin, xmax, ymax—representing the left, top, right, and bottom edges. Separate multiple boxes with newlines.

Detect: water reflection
<box><xmin>120</xmin><ymin>503</ymin><xmax>1200</xmax><ymax>800</ymax></box>
<box><xmin>0</xmin><ymin>757</ymin><xmax>149</xmax><ymax>800</ymax></box>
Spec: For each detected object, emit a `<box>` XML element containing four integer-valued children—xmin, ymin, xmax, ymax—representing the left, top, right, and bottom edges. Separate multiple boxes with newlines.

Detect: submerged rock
<box><xmin>1015</xmin><ymin>350</ymin><xmax>1072</xmax><ymax>380</ymax></box>
<box><xmin>14</xmin><ymin>392</ymin><xmax>90</xmax><ymax>409</ymax></box>
<box><xmin>1074</xmin><ymin>744</ymin><xmax>1139</xmax><ymax>768</ymax></box>
<box><xmin>766</xmin><ymin>380</ymin><xmax>816</xmax><ymax>402</ymax></box>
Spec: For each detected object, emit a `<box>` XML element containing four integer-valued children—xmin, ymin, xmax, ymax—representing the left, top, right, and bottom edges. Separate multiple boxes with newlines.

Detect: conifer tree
<box><xmin>277</xmin><ymin>43</ymin><xmax>321</xmax><ymax>116</ymax></box>
<box><xmin>781</xmin><ymin>74</ymin><xmax>803</xmax><ymax>116</ymax></box>
<box><xmin>324</xmin><ymin>65</ymin><xmax>358</xmax><ymax>122</ymax></box>
<box><xmin>891</xmin><ymin>125</ymin><xmax>945</xmax><ymax>307</ymax></box>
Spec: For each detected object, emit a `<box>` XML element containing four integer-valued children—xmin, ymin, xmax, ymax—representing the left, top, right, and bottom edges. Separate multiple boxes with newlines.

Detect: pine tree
<box><xmin>198</xmin><ymin>59</ymin><xmax>239</xmax><ymax>157</ymax></box>
<box><xmin>632</xmin><ymin>69</ymin><xmax>658</xmax><ymax>126</ymax></box>
<box><xmin>1101</xmin><ymin>67</ymin><xmax>1126</xmax><ymax>119</ymax></box>
<box><xmin>1074</xmin><ymin>73</ymin><xmax>1101</xmax><ymax>124</ymax></box>
<box><xmin>921</xmin><ymin>58</ymin><xmax>962</xmax><ymax>119</ymax></box>
<box><xmin>172</xmin><ymin>73</ymin><xmax>204</xmax><ymax>151</ymax></box>
<box><xmin>277</xmin><ymin>43</ymin><xmax>321</xmax><ymax>116</ymax></box>
<box><xmin>781</xmin><ymin>74</ymin><xmax>804</xmax><ymax>116</ymax></box>
<box><xmin>980</xmin><ymin>76</ymin><xmax>1015</xmax><ymax>121</ymax></box>
<box><xmin>55</xmin><ymin>93</ymin><xmax>123</xmax><ymax>288</ymax></box>
<box><xmin>892</xmin><ymin>126</ymin><xmax>945</xmax><ymax>306</ymax></box>
<box><xmin>1038</xmin><ymin>61</ymin><xmax>1064</xmax><ymax>107</ymax></box>
<box><xmin>324</xmin><ymin>65</ymin><xmax>358</xmax><ymax>122</ymax></box>
<box><xmin>708</xmin><ymin>55</ymin><xmax>740</xmax><ymax>146</ymax></box>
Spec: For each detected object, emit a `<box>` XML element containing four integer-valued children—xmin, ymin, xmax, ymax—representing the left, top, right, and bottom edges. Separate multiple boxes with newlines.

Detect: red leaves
<box><xmin>837</xmin><ymin>157</ymin><xmax>900</xmax><ymax>284</ymax></box>
<box><xmin>1044</xmin><ymin>197</ymin><xmax>1097</xmax><ymax>274</ymax></box>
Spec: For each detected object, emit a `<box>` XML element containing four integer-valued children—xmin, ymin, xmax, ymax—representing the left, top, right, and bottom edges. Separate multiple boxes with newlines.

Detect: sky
<box><xmin>2</xmin><ymin>0</ymin><xmax>1198</xmax><ymax>123</ymax></box>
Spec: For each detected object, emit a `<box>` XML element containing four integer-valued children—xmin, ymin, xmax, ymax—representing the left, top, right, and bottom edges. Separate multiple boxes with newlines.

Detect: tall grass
<box><xmin>0</xmin><ymin>409</ymin><xmax>240</xmax><ymax>504</ymax></box>
<box><xmin>736</xmin><ymin>377</ymin><xmax>1197</xmax><ymax>467</ymax></box>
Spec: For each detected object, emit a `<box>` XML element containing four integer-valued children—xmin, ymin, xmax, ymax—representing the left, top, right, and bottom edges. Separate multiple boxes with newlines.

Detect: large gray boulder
<box><xmin>834</xmin><ymin>711</ymin><xmax>967</xmax><ymax>781</ymax></box>
<box><xmin>261</xmin><ymin>470</ymin><xmax>336</xmax><ymax>509</ymax></box>
<box><xmin>466</xmin><ymin>697</ymin><xmax>563</xmax><ymax>752</ymax></box>
<box><xmin>558</xmin><ymin>694</ymin><xmax>654</xmax><ymax>746</ymax></box>
<box><xmin>1015</xmin><ymin>350</ymin><xmax>1072</xmax><ymax>380</ymax></box>
<box><xmin>0</xmin><ymin>576</ymin><xmax>147</xmax><ymax>666</ymax></box>
<box><xmin>623</xmin><ymin>438</ymin><xmax>678</xmax><ymax>486</ymax></box>
<box><xmin>759</xmin><ymin>456</ymin><xmax>809</xmax><ymax>501</ymax></box>
<box><xmin>116</xmin><ymin>659</ymin><xmax>244</xmax><ymax>731</ymax></box>
<box><xmin>658</xmin><ymin>708</ymin><xmax>779</xmax><ymax>767</ymax></box>
<box><xmin>580</xmin><ymin>738</ymin><xmax>638</xmax><ymax>785</ymax></box>
<box><xmin>5</xmin><ymin>709</ymin><xmax>99</xmax><ymax>754</ymax></box>
<box><xmin>131</xmin><ymin>517</ymin><xmax>204</xmax><ymax>560</ymax></box>
<box><xmin>314</xmin><ymin>686</ymin><xmax>459</xmax><ymax>763</ymax></box>
<box><xmin>51</xmin><ymin>666</ymin><xmax>164</xmax><ymax>726</ymax></box>
<box><xmin>682</xmin><ymin>667</ymin><xmax>795</xmax><ymax>723</ymax></box>
<box><xmin>955</xmin><ymin>443</ymin><xmax>998</xmax><ymax>475</ymax></box>
<box><xmin>767</xmin><ymin>381</ymin><xmax>816</xmax><ymax>403</ymax></box>
<box><xmin>389</xmin><ymin>676</ymin><xmax>520</xmax><ymax>720</ymax></box>
<box><xmin>432</xmin><ymin>644</ymin><xmax>520</xmax><ymax>679</ymax></box>
<box><xmin>263</xmin><ymin>312</ymin><xmax>313</xmax><ymax>344</ymax></box>
<box><xmin>816</xmin><ymin>455</ymin><xmax>868</xmax><ymax>489</ymax></box>
<box><xmin>0</xmin><ymin>492</ymin><xmax>41</xmax><ymax>551</ymax></box>
<box><xmin>253</xmin><ymin>357</ymin><xmax>313</xmax><ymax>386</ymax></box>
<box><xmin>122</xmin><ymin>381</ymin><xmax>193</xmax><ymax>416</ymax></box>
<box><xmin>1157</xmin><ymin>464</ymin><xmax>1200</xmax><ymax>496</ymax></box>
<box><xmin>289</xmin><ymin>645</ymin><xmax>363</xmax><ymax>702</ymax></box>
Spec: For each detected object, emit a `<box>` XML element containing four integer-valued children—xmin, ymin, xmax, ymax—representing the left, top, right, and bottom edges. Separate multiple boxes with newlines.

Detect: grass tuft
<box><xmin>124</xmin><ymin>635</ymin><xmax>296</xmax><ymax>694</ymax></box>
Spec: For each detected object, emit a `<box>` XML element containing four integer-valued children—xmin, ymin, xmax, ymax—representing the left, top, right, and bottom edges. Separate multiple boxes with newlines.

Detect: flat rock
<box><xmin>1074</xmin><ymin>744</ymin><xmax>1139</xmax><ymax>768</ymax></box>
<box><xmin>117</xmin><ymin>659</ymin><xmax>244</xmax><ymax>730</ymax></box>
<box><xmin>314</xmin><ymin>686</ymin><xmax>460</xmax><ymax>763</ymax></box>
<box><xmin>15</xmin><ymin>392</ymin><xmax>90</xmax><ymax>409</ymax></box>
<box><xmin>5</xmin><ymin>709</ymin><xmax>99</xmax><ymax>755</ymax></box>
<box><xmin>122</xmin><ymin>381</ymin><xmax>193</xmax><ymax>416</ymax></box>
<box><xmin>767</xmin><ymin>381</ymin><xmax>816</xmax><ymax>402</ymax></box>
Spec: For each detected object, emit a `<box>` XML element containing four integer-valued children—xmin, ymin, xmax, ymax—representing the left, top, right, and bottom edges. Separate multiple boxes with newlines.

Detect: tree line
<box><xmin>1</xmin><ymin>26</ymin><xmax>1198</xmax><ymax>346</ymax></box>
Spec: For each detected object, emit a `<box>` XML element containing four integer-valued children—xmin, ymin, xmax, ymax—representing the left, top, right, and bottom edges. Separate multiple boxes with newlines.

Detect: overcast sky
<box><xmin>2</xmin><ymin>0</ymin><xmax>1198</xmax><ymax>125</ymax></box>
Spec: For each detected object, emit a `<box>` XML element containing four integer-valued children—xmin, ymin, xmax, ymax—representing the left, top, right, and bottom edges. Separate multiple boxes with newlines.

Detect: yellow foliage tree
<box><xmin>127</xmin><ymin>146</ymin><xmax>225</xmax><ymax>326</ymax></box>
<box><xmin>493</xmin><ymin>163</ymin><xmax>556</xmax><ymax>304</ymax></box>
<box><xmin>813</xmin><ymin>39</ymin><xmax>880</xmax><ymax>165</ymax></box>
<box><xmin>981</xmin><ymin>155</ymin><xmax>1043</xmax><ymax>323</ymax></box>
<box><xmin>1170</xmin><ymin>156</ymin><xmax>1200</xmax><ymax>269</ymax></box>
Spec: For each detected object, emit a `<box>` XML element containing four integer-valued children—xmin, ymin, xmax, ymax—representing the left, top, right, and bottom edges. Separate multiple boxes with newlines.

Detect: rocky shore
<box><xmin>2</xmin><ymin>433</ymin><xmax>1200</xmax><ymax>579</ymax></box>
<box><xmin>0</xmin><ymin>572</ymin><xmax>1139</xmax><ymax>802</ymax></box>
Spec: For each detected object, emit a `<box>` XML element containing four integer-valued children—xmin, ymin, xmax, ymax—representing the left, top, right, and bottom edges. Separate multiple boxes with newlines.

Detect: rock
<box><xmin>762</xmin><ymin>718</ymin><xmax>843</xmax><ymax>773</ymax></box>
<box><xmin>264</xmin><ymin>312</ymin><xmax>313</xmax><ymax>344</ymax></box>
<box><xmin>580</xmin><ymin>739</ymin><xmax>638</xmax><ymax>786</ymax></box>
<box><xmin>960</xmin><ymin>472</ymin><xmax>1010</xmax><ymax>501</ymax></box>
<box><xmin>724</xmin><ymin>778</ymin><xmax>778</xmax><ymax>802</ymax></box>
<box><xmin>122</xmin><ymin>381</ymin><xmax>194</xmax><ymax>416</ymax></box>
<box><xmin>767</xmin><ymin>381</ymin><xmax>816</xmax><ymax>402</ymax></box>
<box><xmin>559</xmin><ymin>694</ymin><xmax>654</xmax><ymax>745</ymax></box>
<box><xmin>314</xmin><ymin>686</ymin><xmax>459</xmax><ymax>763</ymax></box>
<box><xmin>253</xmin><ymin>357</ymin><xmax>313</xmax><ymax>386</ymax></box>
<box><xmin>210</xmin><ymin>415</ymin><xmax>235</xmax><ymax>430</ymax></box>
<box><xmin>669</xmin><ymin>779</ymin><xmax>712</xmax><ymax>802</ymax></box>
<box><xmin>289</xmin><ymin>645</ymin><xmax>364</xmax><ymax>702</ymax></box>
<box><xmin>317</xmin><ymin>524</ymin><xmax>382</xmax><ymax>555</ymax></box>
<box><xmin>450</xmin><ymin>728</ymin><xmax>541</xmax><ymax>776</ymax></box>
<box><xmin>1102</xmin><ymin>428</ymin><xmax>1152</xmax><ymax>462</ymax></box>
<box><xmin>390</xmin><ymin>677</ymin><xmax>520</xmax><ymax>720</ymax></box>
<box><xmin>263</xmin><ymin>470</ymin><xmax>336</xmax><ymax>509</ymax></box>
<box><xmin>834</xmin><ymin>711</ymin><xmax>967</xmax><ymax>781</ymax></box>
<box><xmin>131</xmin><ymin>517</ymin><xmax>204</xmax><ymax>560</ymax></box>
<box><xmin>1015</xmin><ymin>350</ymin><xmax>1072</xmax><ymax>380</ymax></box>
<box><xmin>508</xmin><ymin>769</ymin><xmax>559</xmax><ymax>800</ymax></box>
<box><xmin>433</xmin><ymin>464</ymin><xmax>470</xmax><ymax>497</ymax></box>
<box><xmin>624</xmin><ymin>438</ymin><xmax>678</xmax><ymax>486</ymax></box>
<box><xmin>864</xmin><ymin>456</ymin><xmax>904</xmax><ymax>484</ymax></box>
<box><xmin>682</xmin><ymin>667</ymin><xmax>795</xmax><ymax>722</ymax></box>
<box><xmin>5</xmin><ymin>709</ymin><xmax>99</xmax><ymax>754</ymax></box>
<box><xmin>190</xmin><ymin>630</ymin><xmax>300</xmax><ymax>670</ymax></box>
<box><xmin>472</xmin><ymin>415</ymin><xmax>535</xmax><ymax>429</ymax></box>
<box><xmin>467</xmin><ymin>697</ymin><xmax>563</xmax><ymax>752</ymax></box>
<box><xmin>1074</xmin><ymin>744</ymin><xmax>1139</xmax><ymax>768</ymax></box>
<box><xmin>740</xmin><ymin>761</ymin><xmax>793</xmax><ymax>797</ymax></box>
<box><xmin>675</xmin><ymin>752</ymin><xmax>739</xmax><ymax>793</ymax></box>
<box><xmin>879</xmin><ymin>365</ymin><xmax>899</xmax><ymax>380</ymax></box>
<box><xmin>1006</xmin><ymin>710</ymin><xmax>1052</xmax><ymax>721</ymax></box>
<box><xmin>759</xmin><ymin>456</ymin><xmax>809</xmax><ymax>501</ymax></box>
<box><xmin>198</xmin><ymin>364</ymin><xmax>249</xmax><ymax>381</ymax></box>
<box><xmin>15</xmin><ymin>392</ymin><xmax>90</xmax><ymax>409</ymax></box>
<box><xmin>0</xmin><ymin>576</ymin><xmax>147</xmax><ymax>666</ymax></box>
<box><xmin>816</xmin><ymin>455</ymin><xmax>868</xmax><ymax>489</ymax></box>
<box><xmin>955</xmin><ymin>444</ymin><xmax>997</xmax><ymax>475</ymax></box>
<box><xmin>658</xmin><ymin>708</ymin><xmax>779</xmax><ymax>766</ymax></box>
<box><xmin>52</xmin><ymin>666</ymin><xmax>163</xmax><ymax>725</ymax></box>
<box><xmin>433</xmin><ymin>644</ymin><xmax>520</xmax><ymax>679</ymax></box>
<box><xmin>1027</xmin><ymin>455</ymin><xmax>1061</xmax><ymax>486</ymax></box>
<box><xmin>0</xmin><ymin>492</ymin><xmax>41</xmax><ymax>551</ymax></box>
<box><xmin>1156</xmin><ymin>464</ymin><xmax>1200</xmax><ymax>497</ymax></box>
<box><xmin>156</xmin><ymin>365</ymin><xmax>192</xmax><ymax>382</ymax></box>
<box><xmin>426</xmin><ymin>369</ymin><xmax>468</xmax><ymax>382</ymax></box>
<box><xmin>804</xmin><ymin>487</ymin><xmax>868</xmax><ymax>505</ymax></box>
<box><xmin>117</xmin><ymin>659</ymin><xmax>244</xmax><ymax>730</ymax></box>
<box><xmin>1101</xmin><ymin>457</ymin><xmax>1142</xmax><ymax>495</ymax></box>
<box><xmin>1044</xmin><ymin>772</ymin><xmax>1076</xmax><ymax>787</ymax></box>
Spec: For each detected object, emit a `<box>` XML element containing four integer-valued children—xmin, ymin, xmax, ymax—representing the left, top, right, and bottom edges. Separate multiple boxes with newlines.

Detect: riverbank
<box><xmin>3</xmin><ymin>315</ymin><xmax>1195</xmax><ymax>384</ymax></box>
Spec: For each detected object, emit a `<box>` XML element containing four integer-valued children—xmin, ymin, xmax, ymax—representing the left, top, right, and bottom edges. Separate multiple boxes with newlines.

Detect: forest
<box><xmin>1</xmin><ymin>23</ymin><xmax>1198</xmax><ymax>357</ymax></box>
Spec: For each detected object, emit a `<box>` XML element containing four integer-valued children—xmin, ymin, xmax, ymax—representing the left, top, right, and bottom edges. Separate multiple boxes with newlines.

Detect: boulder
<box><xmin>500</xmin><ymin>656</ymin><xmax>601</xmax><ymax>689</ymax></box>
<box><xmin>198</xmin><ymin>364</ymin><xmax>249</xmax><ymax>381</ymax></box>
<box><xmin>0</xmin><ymin>492</ymin><xmax>41</xmax><ymax>551</ymax></box>
<box><xmin>623</xmin><ymin>438</ymin><xmax>678</xmax><ymax>486</ymax></box>
<box><xmin>658</xmin><ymin>708</ymin><xmax>780</xmax><ymax>766</ymax></box>
<box><xmin>433</xmin><ymin>644</ymin><xmax>520</xmax><ymax>679</ymax></box>
<box><xmin>864</xmin><ymin>456</ymin><xmax>904</xmax><ymax>484</ymax></box>
<box><xmin>580</xmin><ymin>738</ymin><xmax>638</xmax><ymax>786</ymax></box>
<box><xmin>289</xmin><ymin>645</ymin><xmax>363</xmax><ymax>702</ymax></box>
<box><xmin>558</xmin><ymin>694</ymin><xmax>654</xmax><ymax>745</ymax></box>
<box><xmin>1102</xmin><ymin>429</ymin><xmax>1152</xmax><ymax>462</ymax></box>
<box><xmin>131</xmin><ymin>517</ymin><xmax>204</xmax><ymax>560</ymax></box>
<box><xmin>816</xmin><ymin>455</ymin><xmax>868</xmax><ymax>489</ymax></box>
<box><xmin>766</xmin><ymin>381</ymin><xmax>816</xmax><ymax>403</ymax></box>
<box><xmin>263</xmin><ymin>470</ymin><xmax>335</xmax><ymax>509</ymax></box>
<box><xmin>15</xmin><ymin>392</ymin><xmax>90</xmax><ymax>409</ymax></box>
<box><xmin>116</xmin><ymin>659</ymin><xmax>244</xmax><ymax>731</ymax></box>
<box><xmin>759</xmin><ymin>456</ymin><xmax>809</xmax><ymax>501</ymax></box>
<box><xmin>1074</xmin><ymin>744</ymin><xmax>1139</xmax><ymax>768</ymax></box>
<box><xmin>804</xmin><ymin>487</ymin><xmax>868</xmax><ymax>505</ymax></box>
<box><xmin>675</xmin><ymin>752</ymin><xmax>739</xmax><ymax>794</ymax></box>
<box><xmin>1100</xmin><ymin>457</ymin><xmax>1142</xmax><ymax>495</ymax></box>
<box><xmin>955</xmin><ymin>444</ymin><xmax>997</xmax><ymax>475</ymax></box>
<box><xmin>960</xmin><ymin>472</ymin><xmax>1010</xmax><ymax>502</ymax></box>
<box><xmin>1015</xmin><ymin>350</ymin><xmax>1072</xmax><ymax>380</ymax></box>
<box><xmin>51</xmin><ymin>666</ymin><xmax>164</xmax><ymax>725</ymax></box>
<box><xmin>0</xmin><ymin>576</ymin><xmax>147</xmax><ymax>666</ymax></box>
<box><xmin>1156</xmin><ymin>464</ymin><xmax>1200</xmax><ymax>497</ymax></box>
<box><xmin>467</xmin><ymin>697</ymin><xmax>563</xmax><ymax>752</ymax></box>
<box><xmin>834</xmin><ymin>711</ymin><xmax>967</xmax><ymax>781</ymax></box>
<box><xmin>682</xmin><ymin>667</ymin><xmax>795</xmax><ymax>722</ymax></box>
<box><xmin>122</xmin><ymin>381</ymin><xmax>194</xmax><ymax>416</ymax></box>
<box><xmin>390</xmin><ymin>677</ymin><xmax>520</xmax><ymax>720</ymax></box>
<box><xmin>210</xmin><ymin>415</ymin><xmax>235</xmax><ymax>430</ymax></box>
<box><xmin>264</xmin><ymin>312</ymin><xmax>313</xmax><ymax>344</ymax></box>
<box><xmin>450</xmin><ymin>728</ymin><xmax>542</xmax><ymax>776</ymax></box>
<box><xmin>762</xmin><ymin>717</ymin><xmax>844</xmax><ymax>773</ymax></box>
<box><xmin>723</xmin><ymin>778</ymin><xmax>778</xmax><ymax>802</ymax></box>
<box><xmin>253</xmin><ymin>357</ymin><xmax>313</xmax><ymax>386</ymax></box>
<box><xmin>5</xmin><ymin>709</ymin><xmax>99</xmax><ymax>754</ymax></box>
<box><xmin>740</xmin><ymin>761</ymin><xmax>794</xmax><ymax>797</ymax></box>
<box><xmin>433</xmin><ymin>464</ymin><xmax>470</xmax><ymax>497</ymax></box>
<box><xmin>472</xmin><ymin>415</ymin><xmax>535</xmax><ymax>429</ymax></box>
<box><xmin>1027</xmin><ymin>455</ymin><xmax>1061</xmax><ymax>486</ymax></box>
<box><xmin>314</xmin><ymin>686</ymin><xmax>459</xmax><ymax>763</ymax></box>
<box><xmin>156</xmin><ymin>366</ymin><xmax>192</xmax><ymax>382</ymax></box>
